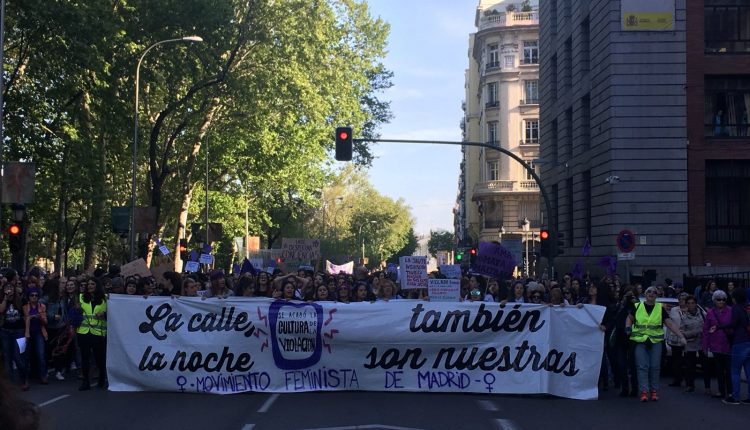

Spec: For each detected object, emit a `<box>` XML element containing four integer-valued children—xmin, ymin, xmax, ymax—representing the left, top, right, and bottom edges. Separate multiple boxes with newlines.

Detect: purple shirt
<box><xmin>702</xmin><ymin>306</ymin><xmax>732</xmax><ymax>354</ymax></box>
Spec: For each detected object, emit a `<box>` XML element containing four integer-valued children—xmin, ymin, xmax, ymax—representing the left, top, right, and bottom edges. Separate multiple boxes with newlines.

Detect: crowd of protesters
<box><xmin>1</xmin><ymin>264</ymin><xmax>749</xmax><ymax>406</ymax></box>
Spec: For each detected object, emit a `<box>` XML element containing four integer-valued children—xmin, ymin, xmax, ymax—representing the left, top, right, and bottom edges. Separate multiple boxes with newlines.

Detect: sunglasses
<box><xmin>715</xmin><ymin>298</ymin><xmax>726</xmax><ymax>302</ymax></box>
<box><xmin>29</xmin><ymin>293</ymin><xmax>38</xmax><ymax>297</ymax></box>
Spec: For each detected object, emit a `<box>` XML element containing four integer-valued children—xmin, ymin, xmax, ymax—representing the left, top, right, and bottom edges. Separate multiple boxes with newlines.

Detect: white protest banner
<box><xmin>199</xmin><ymin>254</ymin><xmax>214</xmax><ymax>265</ymax></box>
<box><xmin>439</xmin><ymin>264</ymin><xmax>462</xmax><ymax>279</ymax></box>
<box><xmin>281</xmin><ymin>238</ymin><xmax>321</xmax><ymax>261</ymax></box>
<box><xmin>398</xmin><ymin>256</ymin><xmax>428</xmax><ymax>289</ymax></box>
<box><xmin>107</xmin><ymin>297</ymin><xmax>605</xmax><ymax>400</ymax></box>
<box><xmin>120</xmin><ymin>258</ymin><xmax>153</xmax><ymax>278</ymax></box>
<box><xmin>326</xmin><ymin>260</ymin><xmax>354</xmax><ymax>275</ymax></box>
<box><xmin>427</xmin><ymin>278</ymin><xmax>461</xmax><ymax>302</ymax></box>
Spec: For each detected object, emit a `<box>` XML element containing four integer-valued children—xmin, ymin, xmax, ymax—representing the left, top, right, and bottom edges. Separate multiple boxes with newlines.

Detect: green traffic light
<box><xmin>456</xmin><ymin>253</ymin><xmax>463</xmax><ymax>261</ymax></box>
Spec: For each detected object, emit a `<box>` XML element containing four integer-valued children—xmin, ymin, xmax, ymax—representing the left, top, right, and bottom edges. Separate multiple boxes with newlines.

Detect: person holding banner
<box><xmin>312</xmin><ymin>284</ymin><xmax>332</xmax><ymax>301</ymax></box>
<box><xmin>77</xmin><ymin>278</ymin><xmax>107</xmax><ymax>391</ymax></box>
<box><xmin>181</xmin><ymin>277</ymin><xmax>201</xmax><ymax>297</ymax></box>
<box><xmin>205</xmin><ymin>271</ymin><xmax>234</xmax><ymax>298</ymax></box>
<box><xmin>502</xmin><ymin>281</ymin><xmax>526</xmax><ymax>304</ymax></box>
<box><xmin>337</xmin><ymin>283</ymin><xmax>352</xmax><ymax>303</ymax></box>
<box><xmin>376</xmin><ymin>280</ymin><xmax>398</xmax><ymax>301</ymax></box>
<box><xmin>626</xmin><ymin>286</ymin><xmax>686</xmax><ymax>402</ymax></box>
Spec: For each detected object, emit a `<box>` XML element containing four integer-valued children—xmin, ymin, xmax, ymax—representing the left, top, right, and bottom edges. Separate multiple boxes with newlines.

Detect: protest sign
<box><xmin>398</xmin><ymin>256</ymin><xmax>428</xmax><ymax>289</ymax></box>
<box><xmin>473</xmin><ymin>242</ymin><xmax>516</xmax><ymax>278</ymax></box>
<box><xmin>281</xmin><ymin>238</ymin><xmax>321</xmax><ymax>261</ymax></box>
<box><xmin>500</xmin><ymin>239</ymin><xmax>523</xmax><ymax>268</ymax></box>
<box><xmin>199</xmin><ymin>254</ymin><xmax>214</xmax><ymax>265</ymax></box>
<box><xmin>184</xmin><ymin>261</ymin><xmax>200</xmax><ymax>273</ymax></box>
<box><xmin>107</xmin><ymin>297</ymin><xmax>605</xmax><ymax>400</ymax></box>
<box><xmin>439</xmin><ymin>264</ymin><xmax>462</xmax><ymax>279</ymax></box>
<box><xmin>120</xmin><ymin>258</ymin><xmax>153</xmax><ymax>279</ymax></box>
<box><xmin>427</xmin><ymin>278</ymin><xmax>461</xmax><ymax>302</ymax></box>
<box><xmin>326</xmin><ymin>260</ymin><xmax>354</xmax><ymax>275</ymax></box>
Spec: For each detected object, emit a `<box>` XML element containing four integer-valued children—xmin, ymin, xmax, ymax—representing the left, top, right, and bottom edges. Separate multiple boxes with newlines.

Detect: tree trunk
<box><xmin>54</xmin><ymin>144</ymin><xmax>70</xmax><ymax>275</ymax></box>
<box><xmin>82</xmin><ymin>93</ymin><xmax>107</xmax><ymax>271</ymax></box>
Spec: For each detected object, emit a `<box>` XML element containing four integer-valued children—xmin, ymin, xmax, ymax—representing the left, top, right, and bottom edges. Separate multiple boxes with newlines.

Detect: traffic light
<box><xmin>335</xmin><ymin>126</ymin><xmax>353</xmax><ymax>161</ymax></box>
<box><xmin>8</xmin><ymin>223</ymin><xmax>22</xmax><ymax>253</ymax></box>
<box><xmin>455</xmin><ymin>251</ymin><xmax>463</xmax><ymax>262</ymax></box>
<box><xmin>179</xmin><ymin>239</ymin><xmax>188</xmax><ymax>261</ymax></box>
<box><xmin>539</xmin><ymin>229</ymin><xmax>550</xmax><ymax>259</ymax></box>
<box><xmin>469</xmin><ymin>248</ymin><xmax>477</xmax><ymax>265</ymax></box>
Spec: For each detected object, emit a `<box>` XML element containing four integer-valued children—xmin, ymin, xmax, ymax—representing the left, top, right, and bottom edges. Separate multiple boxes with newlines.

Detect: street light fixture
<box><xmin>130</xmin><ymin>35</ymin><xmax>203</xmax><ymax>261</ymax></box>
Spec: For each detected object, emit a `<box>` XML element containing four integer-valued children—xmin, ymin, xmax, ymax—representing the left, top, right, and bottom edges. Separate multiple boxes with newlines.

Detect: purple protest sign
<box><xmin>473</xmin><ymin>242</ymin><xmax>516</xmax><ymax>278</ymax></box>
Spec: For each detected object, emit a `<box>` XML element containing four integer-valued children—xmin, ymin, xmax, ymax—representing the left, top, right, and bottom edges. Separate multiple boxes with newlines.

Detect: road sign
<box><xmin>617</xmin><ymin>229</ymin><xmax>636</xmax><ymax>253</ymax></box>
<box><xmin>618</xmin><ymin>252</ymin><xmax>635</xmax><ymax>260</ymax></box>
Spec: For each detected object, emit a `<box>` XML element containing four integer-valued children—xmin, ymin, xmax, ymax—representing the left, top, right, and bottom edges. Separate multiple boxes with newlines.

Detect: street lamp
<box><xmin>521</xmin><ymin>217</ymin><xmax>530</xmax><ymax>276</ymax></box>
<box><xmin>130</xmin><ymin>36</ymin><xmax>203</xmax><ymax>260</ymax></box>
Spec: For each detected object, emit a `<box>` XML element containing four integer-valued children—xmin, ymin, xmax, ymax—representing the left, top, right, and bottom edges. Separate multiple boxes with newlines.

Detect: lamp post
<box><xmin>521</xmin><ymin>217</ymin><xmax>530</xmax><ymax>277</ymax></box>
<box><xmin>130</xmin><ymin>36</ymin><xmax>203</xmax><ymax>261</ymax></box>
<box><xmin>360</xmin><ymin>220</ymin><xmax>377</xmax><ymax>264</ymax></box>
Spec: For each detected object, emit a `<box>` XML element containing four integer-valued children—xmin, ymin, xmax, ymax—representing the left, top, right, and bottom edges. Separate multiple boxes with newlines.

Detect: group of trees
<box><xmin>1</xmin><ymin>0</ymin><xmax>406</xmax><ymax>273</ymax></box>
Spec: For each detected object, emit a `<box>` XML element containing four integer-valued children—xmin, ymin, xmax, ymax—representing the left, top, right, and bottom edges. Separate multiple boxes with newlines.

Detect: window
<box><xmin>566</xmin><ymin>177</ymin><xmax>574</xmax><ymax>247</ymax></box>
<box><xmin>550</xmin><ymin>54</ymin><xmax>558</xmax><ymax>101</ymax></box>
<box><xmin>580</xmin><ymin>94</ymin><xmax>591</xmax><ymax>150</ymax></box>
<box><xmin>487</xmin><ymin>44</ymin><xmax>500</xmax><ymax>68</ymax></box>
<box><xmin>524</xmin><ymin>120</ymin><xmax>539</xmax><ymax>144</ymax></box>
<box><xmin>525</xmin><ymin>160</ymin><xmax>541</xmax><ymax>181</ymax></box>
<box><xmin>524</xmin><ymin>80</ymin><xmax>539</xmax><ymax>104</ymax></box>
<box><xmin>704</xmin><ymin>76</ymin><xmax>750</xmax><ymax>137</ymax></box>
<box><xmin>504</xmin><ymin>55</ymin><xmax>515</xmax><ymax>68</ymax></box>
<box><xmin>705</xmin><ymin>2</ymin><xmax>750</xmax><ymax>54</ymax></box>
<box><xmin>519</xmin><ymin>200</ymin><xmax>541</xmax><ymax>226</ymax></box>
<box><xmin>564</xmin><ymin>108</ymin><xmax>573</xmax><ymax>159</ymax></box>
<box><xmin>550</xmin><ymin>118</ymin><xmax>559</xmax><ymax>162</ymax></box>
<box><xmin>486</xmin><ymin>82</ymin><xmax>499</xmax><ymax>107</ymax></box>
<box><xmin>487</xmin><ymin>160</ymin><xmax>499</xmax><ymax>181</ymax></box>
<box><xmin>580</xmin><ymin>18</ymin><xmax>590</xmax><ymax>74</ymax></box>
<box><xmin>582</xmin><ymin>170</ymin><xmax>591</xmax><ymax>244</ymax></box>
<box><xmin>523</xmin><ymin>41</ymin><xmax>539</xmax><ymax>64</ymax></box>
<box><xmin>706</xmin><ymin>160</ymin><xmax>750</xmax><ymax>245</ymax></box>
<box><xmin>563</xmin><ymin>37</ymin><xmax>573</xmax><ymax>90</ymax></box>
<box><xmin>483</xmin><ymin>200</ymin><xmax>504</xmax><ymax>229</ymax></box>
<box><xmin>487</xmin><ymin>121</ymin><xmax>498</xmax><ymax>144</ymax></box>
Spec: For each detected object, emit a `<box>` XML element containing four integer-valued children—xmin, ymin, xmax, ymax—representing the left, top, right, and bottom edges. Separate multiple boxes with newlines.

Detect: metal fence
<box><xmin>683</xmin><ymin>271</ymin><xmax>750</xmax><ymax>294</ymax></box>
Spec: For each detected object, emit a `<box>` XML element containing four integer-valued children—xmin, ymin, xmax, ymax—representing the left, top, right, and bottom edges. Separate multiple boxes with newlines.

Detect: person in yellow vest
<box><xmin>625</xmin><ymin>286</ymin><xmax>686</xmax><ymax>402</ymax></box>
<box><xmin>76</xmin><ymin>277</ymin><xmax>107</xmax><ymax>391</ymax></box>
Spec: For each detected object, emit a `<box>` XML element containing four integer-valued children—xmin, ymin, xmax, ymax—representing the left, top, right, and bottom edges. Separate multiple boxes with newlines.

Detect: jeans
<box><xmin>28</xmin><ymin>332</ymin><xmax>46</xmax><ymax>379</ymax></box>
<box><xmin>77</xmin><ymin>333</ymin><xmax>106</xmax><ymax>384</ymax></box>
<box><xmin>1</xmin><ymin>328</ymin><xmax>28</xmax><ymax>383</ymax></box>
<box><xmin>730</xmin><ymin>342</ymin><xmax>750</xmax><ymax>400</ymax></box>
<box><xmin>634</xmin><ymin>341</ymin><xmax>661</xmax><ymax>393</ymax></box>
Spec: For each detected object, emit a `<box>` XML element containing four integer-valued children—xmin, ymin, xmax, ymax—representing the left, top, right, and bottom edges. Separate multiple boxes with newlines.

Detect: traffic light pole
<box><xmin>353</xmin><ymin>138</ymin><xmax>558</xmax><ymax>276</ymax></box>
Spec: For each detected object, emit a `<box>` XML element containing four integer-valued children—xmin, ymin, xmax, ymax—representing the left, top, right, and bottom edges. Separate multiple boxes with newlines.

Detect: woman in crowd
<box><xmin>700</xmin><ymin>280</ymin><xmax>719</xmax><ymax>309</ymax></box>
<box><xmin>376</xmin><ymin>280</ymin><xmax>398</xmax><ymax>301</ymax></box>
<box><xmin>41</xmin><ymin>279</ymin><xmax>67</xmax><ymax>380</ymax></box>
<box><xmin>702</xmin><ymin>290</ymin><xmax>732</xmax><ymax>399</ymax></box>
<box><xmin>667</xmin><ymin>293</ymin><xmax>689</xmax><ymax>388</ymax></box>
<box><xmin>137</xmin><ymin>277</ymin><xmax>156</xmax><ymax>297</ymax></box>
<box><xmin>337</xmin><ymin>283</ymin><xmax>352</xmax><ymax>303</ymax></box>
<box><xmin>256</xmin><ymin>271</ymin><xmax>272</xmax><ymax>297</ymax></box>
<box><xmin>23</xmin><ymin>288</ymin><xmax>48</xmax><ymax>384</ymax></box>
<box><xmin>61</xmin><ymin>278</ymin><xmax>82</xmax><ymax>374</ymax></box>
<box><xmin>561</xmin><ymin>286</ymin><xmax>576</xmax><ymax>305</ymax></box>
<box><xmin>548</xmin><ymin>287</ymin><xmax>566</xmax><ymax>306</ymax></box>
<box><xmin>720</xmin><ymin>288</ymin><xmax>750</xmax><ymax>405</ymax></box>
<box><xmin>1</xmin><ymin>277</ymin><xmax>29</xmax><ymax>390</ymax></box>
<box><xmin>280</xmin><ymin>280</ymin><xmax>297</xmax><ymax>301</ymax></box>
<box><xmin>353</xmin><ymin>283</ymin><xmax>372</xmax><ymax>302</ymax></box>
<box><xmin>77</xmin><ymin>278</ymin><xmax>107</xmax><ymax>391</ymax></box>
<box><xmin>528</xmin><ymin>290</ymin><xmax>544</xmax><ymax>305</ymax></box>
<box><xmin>678</xmin><ymin>295</ymin><xmax>708</xmax><ymax>393</ymax></box>
<box><xmin>613</xmin><ymin>287</ymin><xmax>638</xmax><ymax>397</ymax></box>
<box><xmin>124</xmin><ymin>278</ymin><xmax>138</xmax><ymax>295</ymax></box>
<box><xmin>579</xmin><ymin>282</ymin><xmax>613</xmax><ymax>391</ymax></box>
<box><xmin>504</xmin><ymin>281</ymin><xmax>526</xmax><ymax>304</ymax></box>
<box><xmin>161</xmin><ymin>272</ymin><xmax>182</xmax><ymax>296</ymax></box>
<box><xmin>571</xmin><ymin>278</ymin><xmax>584</xmax><ymax>301</ymax></box>
<box><xmin>205</xmin><ymin>271</ymin><xmax>234</xmax><ymax>298</ymax></box>
<box><xmin>235</xmin><ymin>275</ymin><xmax>256</xmax><ymax>297</ymax></box>
<box><xmin>181</xmin><ymin>278</ymin><xmax>200</xmax><ymax>297</ymax></box>
<box><xmin>313</xmin><ymin>284</ymin><xmax>331</xmax><ymax>301</ymax></box>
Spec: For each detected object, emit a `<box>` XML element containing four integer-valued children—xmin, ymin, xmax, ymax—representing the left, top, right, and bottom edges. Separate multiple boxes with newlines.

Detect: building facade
<box><xmin>539</xmin><ymin>0</ymin><xmax>750</xmax><ymax>281</ymax></box>
<box><xmin>455</xmin><ymin>0</ymin><xmax>541</xmax><ymax>272</ymax></box>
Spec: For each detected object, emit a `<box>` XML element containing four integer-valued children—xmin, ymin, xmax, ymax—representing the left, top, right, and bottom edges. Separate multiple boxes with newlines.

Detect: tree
<box><xmin>428</xmin><ymin>230</ymin><xmax>455</xmax><ymax>257</ymax></box>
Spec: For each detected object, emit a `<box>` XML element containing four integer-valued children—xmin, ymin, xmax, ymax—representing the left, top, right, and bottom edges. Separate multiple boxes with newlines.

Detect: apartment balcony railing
<box><xmin>479</xmin><ymin>11</ymin><xmax>539</xmax><ymax>31</ymax></box>
<box><xmin>521</xmin><ymin>57</ymin><xmax>539</xmax><ymax>65</ymax></box>
<box><xmin>520</xmin><ymin>138</ymin><xmax>539</xmax><ymax>145</ymax></box>
<box><xmin>485</xmin><ymin>101</ymin><xmax>500</xmax><ymax>109</ymax></box>
<box><xmin>486</xmin><ymin>61</ymin><xmax>501</xmax><ymax>70</ymax></box>
<box><xmin>473</xmin><ymin>180</ymin><xmax>540</xmax><ymax>196</ymax></box>
<box><xmin>486</xmin><ymin>139</ymin><xmax>499</xmax><ymax>146</ymax></box>
<box><xmin>520</xmin><ymin>98</ymin><xmax>539</xmax><ymax>106</ymax></box>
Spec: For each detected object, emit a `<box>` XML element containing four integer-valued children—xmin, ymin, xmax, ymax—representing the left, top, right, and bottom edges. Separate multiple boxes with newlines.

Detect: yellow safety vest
<box><xmin>631</xmin><ymin>302</ymin><xmax>663</xmax><ymax>343</ymax></box>
<box><xmin>77</xmin><ymin>294</ymin><xmax>107</xmax><ymax>337</ymax></box>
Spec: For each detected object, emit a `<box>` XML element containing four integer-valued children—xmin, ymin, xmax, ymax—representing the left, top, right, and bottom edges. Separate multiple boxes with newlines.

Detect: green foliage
<box><xmin>427</xmin><ymin>230</ymin><xmax>455</xmax><ymax>257</ymax></box>
<box><xmin>1</xmin><ymin>0</ymin><xmax>392</xmax><ymax>271</ymax></box>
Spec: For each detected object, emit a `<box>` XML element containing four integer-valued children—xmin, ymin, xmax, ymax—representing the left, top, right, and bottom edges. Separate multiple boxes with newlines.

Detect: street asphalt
<box><xmin>16</xmin><ymin>375</ymin><xmax>749</xmax><ymax>430</ymax></box>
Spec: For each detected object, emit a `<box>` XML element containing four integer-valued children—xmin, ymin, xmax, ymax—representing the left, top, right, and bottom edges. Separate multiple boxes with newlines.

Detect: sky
<box><xmin>353</xmin><ymin>0</ymin><xmax>477</xmax><ymax>236</ymax></box>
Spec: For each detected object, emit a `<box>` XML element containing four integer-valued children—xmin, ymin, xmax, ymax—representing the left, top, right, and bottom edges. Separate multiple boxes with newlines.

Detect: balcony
<box><xmin>485</xmin><ymin>61</ymin><xmax>501</xmax><ymax>70</ymax></box>
<box><xmin>485</xmin><ymin>101</ymin><xmax>500</xmax><ymax>109</ymax></box>
<box><xmin>473</xmin><ymin>180</ymin><xmax>540</xmax><ymax>197</ymax></box>
<box><xmin>486</xmin><ymin>140</ymin><xmax>499</xmax><ymax>147</ymax></box>
<box><xmin>520</xmin><ymin>58</ymin><xmax>539</xmax><ymax>65</ymax></box>
<box><xmin>479</xmin><ymin>11</ymin><xmax>539</xmax><ymax>31</ymax></box>
<box><xmin>520</xmin><ymin>98</ymin><xmax>539</xmax><ymax>106</ymax></box>
<box><xmin>520</xmin><ymin>139</ymin><xmax>539</xmax><ymax>146</ymax></box>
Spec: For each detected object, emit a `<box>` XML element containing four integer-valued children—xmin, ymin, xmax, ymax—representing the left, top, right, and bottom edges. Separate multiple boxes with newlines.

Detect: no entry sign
<box><xmin>617</xmin><ymin>230</ymin><xmax>636</xmax><ymax>253</ymax></box>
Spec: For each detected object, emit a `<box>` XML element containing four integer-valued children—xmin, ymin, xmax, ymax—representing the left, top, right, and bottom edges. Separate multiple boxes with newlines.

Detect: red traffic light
<box><xmin>539</xmin><ymin>230</ymin><xmax>550</xmax><ymax>240</ymax></box>
<box><xmin>338</xmin><ymin>131</ymin><xmax>349</xmax><ymax>140</ymax></box>
<box><xmin>469</xmin><ymin>248</ymin><xmax>477</xmax><ymax>255</ymax></box>
<box><xmin>8</xmin><ymin>224</ymin><xmax>21</xmax><ymax>236</ymax></box>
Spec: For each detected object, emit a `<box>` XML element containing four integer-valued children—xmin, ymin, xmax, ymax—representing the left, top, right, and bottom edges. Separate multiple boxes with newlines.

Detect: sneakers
<box><xmin>650</xmin><ymin>390</ymin><xmax>659</xmax><ymax>401</ymax></box>
<box><xmin>722</xmin><ymin>396</ymin><xmax>741</xmax><ymax>405</ymax></box>
<box><xmin>640</xmin><ymin>391</ymin><xmax>649</xmax><ymax>402</ymax></box>
<box><xmin>70</xmin><ymin>363</ymin><xmax>78</xmax><ymax>371</ymax></box>
<box><xmin>54</xmin><ymin>371</ymin><xmax>65</xmax><ymax>381</ymax></box>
